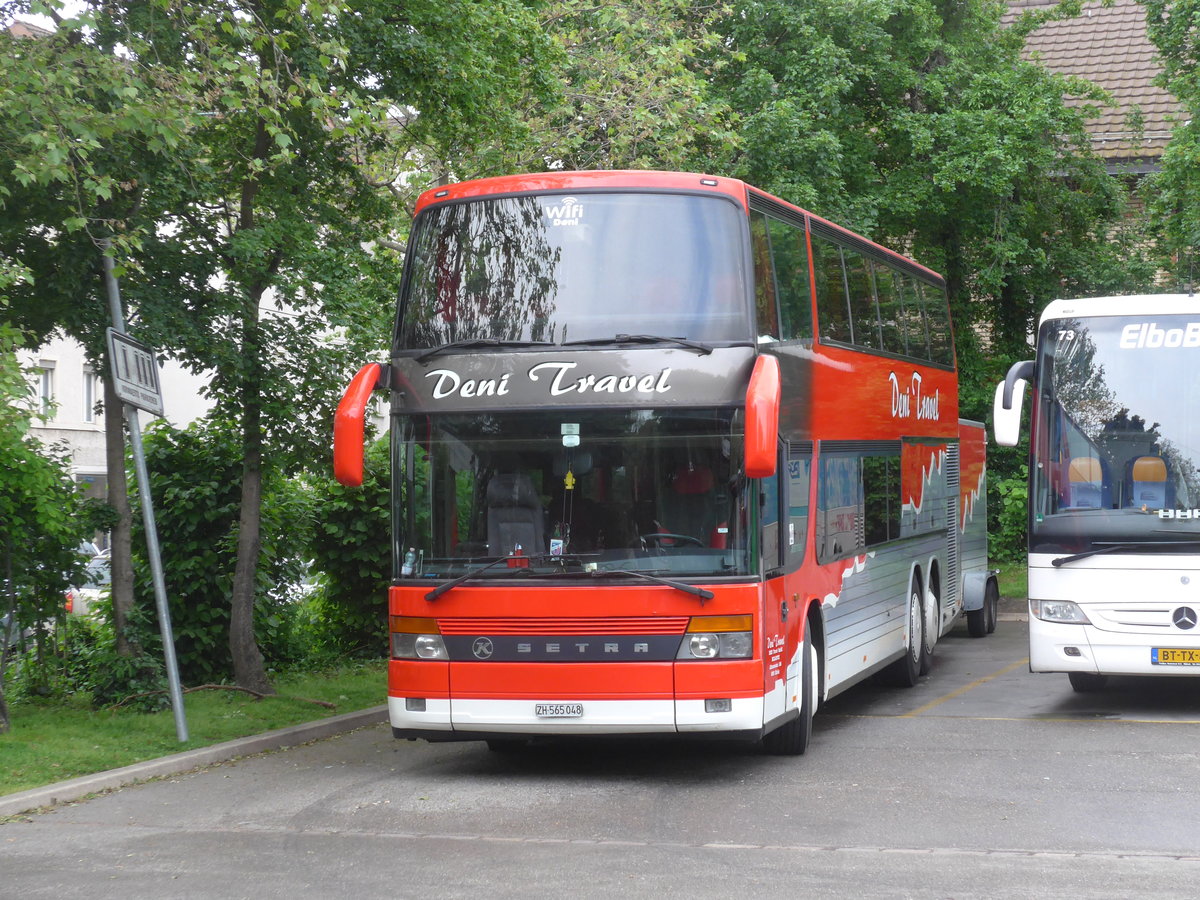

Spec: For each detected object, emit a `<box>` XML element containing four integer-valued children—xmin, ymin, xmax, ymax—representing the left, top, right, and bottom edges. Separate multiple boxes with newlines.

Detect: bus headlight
<box><xmin>678</xmin><ymin>615</ymin><xmax>754</xmax><ymax>659</ymax></box>
<box><xmin>391</xmin><ymin>617</ymin><xmax>448</xmax><ymax>659</ymax></box>
<box><xmin>1030</xmin><ymin>599</ymin><xmax>1091</xmax><ymax>625</ymax></box>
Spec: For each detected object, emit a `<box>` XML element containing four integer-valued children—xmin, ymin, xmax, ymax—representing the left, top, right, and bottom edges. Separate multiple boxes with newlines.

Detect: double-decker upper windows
<box><xmin>398</xmin><ymin>192</ymin><xmax>750</xmax><ymax>350</ymax></box>
<box><xmin>811</xmin><ymin>228</ymin><xmax>953</xmax><ymax>368</ymax></box>
<box><xmin>750</xmin><ymin>210</ymin><xmax>813</xmax><ymax>343</ymax></box>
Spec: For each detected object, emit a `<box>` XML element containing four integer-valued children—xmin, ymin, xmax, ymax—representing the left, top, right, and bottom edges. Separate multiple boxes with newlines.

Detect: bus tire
<box><xmin>1068</xmin><ymin>672</ymin><xmax>1109</xmax><ymax>693</ymax></box>
<box><xmin>762</xmin><ymin>630</ymin><xmax>816</xmax><ymax>756</ymax></box>
<box><xmin>967</xmin><ymin>578</ymin><xmax>999</xmax><ymax>638</ymax></box>
<box><xmin>919</xmin><ymin>577</ymin><xmax>939</xmax><ymax>675</ymax></box>
<box><xmin>884</xmin><ymin>581</ymin><xmax>923</xmax><ymax>687</ymax></box>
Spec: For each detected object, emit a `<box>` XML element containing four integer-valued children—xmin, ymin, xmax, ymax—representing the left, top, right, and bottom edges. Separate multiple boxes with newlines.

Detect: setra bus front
<box><xmin>334</xmin><ymin>171</ymin><xmax>800</xmax><ymax>744</ymax></box>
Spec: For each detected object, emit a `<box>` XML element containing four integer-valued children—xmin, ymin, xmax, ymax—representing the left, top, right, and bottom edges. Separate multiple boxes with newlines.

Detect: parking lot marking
<box><xmin>901</xmin><ymin>657</ymin><xmax>1030</xmax><ymax>717</ymax></box>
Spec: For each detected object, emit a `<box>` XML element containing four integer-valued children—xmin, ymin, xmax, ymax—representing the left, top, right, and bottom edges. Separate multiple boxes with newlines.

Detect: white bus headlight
<box><xmin>1030</xmin><ymin>599</ymin><xmax>1091</xmax><ymax>625</ymax></box>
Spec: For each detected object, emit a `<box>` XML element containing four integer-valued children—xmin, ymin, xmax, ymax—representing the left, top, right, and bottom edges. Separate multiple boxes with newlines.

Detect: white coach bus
<box><xmin>995</xmin><ymin>295</ymin><xmax>1200</xmax><ymax>691</ymax></box>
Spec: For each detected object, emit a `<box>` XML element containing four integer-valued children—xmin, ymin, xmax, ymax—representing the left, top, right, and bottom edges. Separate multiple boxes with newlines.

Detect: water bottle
<box><xmin>402</xmin><ymin>547</ymin><xmax>416</xmax><ymax>576</ymax></box>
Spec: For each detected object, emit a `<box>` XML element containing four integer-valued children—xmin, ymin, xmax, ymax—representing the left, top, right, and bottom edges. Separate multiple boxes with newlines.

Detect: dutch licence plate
<box><xmin>535</xmin><ymin>703</ymin><xmax>584</xmax><ymax>718</ymax></box>
<box><xmin>1152</xmin><ymin>648</ymin><xmax>1200</xmax><ymax>666</ymax></box>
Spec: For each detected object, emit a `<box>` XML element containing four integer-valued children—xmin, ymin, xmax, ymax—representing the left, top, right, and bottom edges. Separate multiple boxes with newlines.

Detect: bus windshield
<box><xmin>396</xmin><ymin>192</ymin><xmax>750</xmax><ymax>350</ymax></box>
<box><xmin>1031</xmin><ymin>314</ymin><xmax>1200</xmax><ymax>553</ymax></box>
<box><xmin>395</xmin><ymin>407</ymin><xmax>752</xmax><ymax>580</ymax></box>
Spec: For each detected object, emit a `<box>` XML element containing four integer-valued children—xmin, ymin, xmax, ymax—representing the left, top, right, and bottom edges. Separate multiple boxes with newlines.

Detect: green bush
<box><xmin>306</xmin><ymin>436</ymin><xmax>391</xmax><ymax>657</ymax></box>
<box><xmin>990</xmin><ymin>464</ymin><xmax>1029</xmax><ymax>563</ymax></box>
<box><xmin>128</xmin><ymin>419</ymin><xmax>317</xmax><ymax>684</ymax></box>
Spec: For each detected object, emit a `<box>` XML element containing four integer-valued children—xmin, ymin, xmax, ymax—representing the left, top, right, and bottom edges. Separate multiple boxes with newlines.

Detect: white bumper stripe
<box><xmin>389</xmin><ymin>696</ymin><xmax>765</xmax><ymax>734</ymax></box>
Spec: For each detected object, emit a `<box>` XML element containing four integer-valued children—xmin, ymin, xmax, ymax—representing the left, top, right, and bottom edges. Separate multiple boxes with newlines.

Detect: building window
<box><xmin>83</xmin><ymin>368</ymin><xmax>99</xmax><ymax>423</ymax></box>
<box><xmin>36</xmin><ymin>360</ymin><xmax>55</xmax><ymax>418</ymax></box>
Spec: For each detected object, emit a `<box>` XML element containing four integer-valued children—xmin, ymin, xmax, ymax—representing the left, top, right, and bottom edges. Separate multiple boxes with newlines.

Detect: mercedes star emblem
<box><xmin>1172</xmin><ymin>607</ymin><xmax>1198</xmax><ymax>630</ymax></box>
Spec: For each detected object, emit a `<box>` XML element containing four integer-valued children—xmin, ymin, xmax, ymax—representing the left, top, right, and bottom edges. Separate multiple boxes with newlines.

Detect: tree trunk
<box><xmin>228</xmin><ymin>293</ymin><xmax>273</xmax><ymax>694</ymax></box>
<box><xmin>103</xmin><ymin>376</ymin><xmax>138</xmax><ymax>657</ymax></box>
<box><xmin>229</xmin><ymin>452</ymin><xmax>272</xmax><ymax>693</ymax></box>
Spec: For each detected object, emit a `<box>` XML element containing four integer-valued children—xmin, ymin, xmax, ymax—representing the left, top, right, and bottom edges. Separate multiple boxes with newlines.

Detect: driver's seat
<box><xmin>657</xmin><ymin>464</ymin><xmax>715</xmax><ymax>545</ymax></box>
<box><xmin>487</xmin><ymin>473</ymin><xmax>545</xmax><ymax>556</ymax></box>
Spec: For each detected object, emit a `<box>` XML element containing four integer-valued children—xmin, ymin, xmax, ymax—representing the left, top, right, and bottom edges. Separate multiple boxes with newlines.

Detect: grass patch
<box><xmin>0</xmin><ymin>659</ymin><xmax>386</xmax><ymax>797</ymax></box>
<box><xmin>995</xmin><ymin>559</ymin><xmax>1028</xmax><ymax>600</ymax></box>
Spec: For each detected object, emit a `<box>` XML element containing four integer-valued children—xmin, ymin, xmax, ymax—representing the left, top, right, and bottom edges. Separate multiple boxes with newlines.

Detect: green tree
<box><xmin>0</xmin><ymin>1</ymin><xmax>211</xmax><ymax>658</ymax></box>
<box><xmin>0</xmin><ymin>268</ymin><xmax>89</xmax><ymax>732</ymax></box>
<box><xmin>711</xmin><ymin>0</ymin><xmax>1155</xmax><ymax>421</ymax></box>
<box><xmin>1145</xmin><ymin>0</ymin><xmax>1200</xmax><ymax>282</ymax></box>
<box><xmin>1</xmin><ymin>0</ymin><xmax>554</xmax><ymax>693</ymax></box>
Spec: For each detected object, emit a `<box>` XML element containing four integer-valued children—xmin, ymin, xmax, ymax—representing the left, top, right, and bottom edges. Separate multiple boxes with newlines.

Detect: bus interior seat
<box><xmin>1066</xmin><ymin>456</ymin><xmax>1104</xmax><ymax>508</ymax></box>
<box><xmin>1128</xmin><ymin>455</ymin><xmax>1169</xmax><ymax>507</ymax></box>
<box><xmin>487</xmin><ymin>473</ymin><xmax>545</xmax><ymax>555</ymax></box>
<box><xmin>661</xmin><ymin>464</ymin><xmax>718</xmax><ymax>545</ymax></box>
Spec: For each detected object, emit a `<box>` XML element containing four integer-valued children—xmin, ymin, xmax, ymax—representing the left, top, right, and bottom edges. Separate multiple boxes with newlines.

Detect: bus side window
<box><xmin>896</xmin><ymin>272</ymin><xmax>930</xmax><ymax>360</ymax></box>
<box><xmin>874</xmin><ymin>265</ymin><xmax>907</xmax><ymax>357</ymax></box>
<box><xmin>750</xmin><ymin>211</ymin><xmax>781</xmax><ymax>342</ymax></box>
<box><xmin>844</xmin><ymin>249</ymin><xmax>881</xmax><ymax>351</ymax></box>
<box><xmin>787</xmin><ymin>449</ymin><xmax>811</xmax><ymax>560</ymax></box>
<box><xmin>816</xmin><ymin>453</ymin><xmax>862</xmax><ymax>563</ymax></box>
<box><xmin>761</xmin><ymin>458</ymin><xmax>783</xmax><ymax>573</ymax></box>
<box><xmin>922</xmin><ymin>282</ymin><xmax>954</xmax><ymax>366</ymax></box>
<box><xmin>767</xmin><ymin>217</ymin><xmax>812</xmax><ymax>341</ymax></box>
<box><xmin>813</xmin><ymin>235</ymin><xmax>851</xmax><ymax>345</ymax></box>
<box><xmin>862</xmin><ymin>453</ymin><xmax>900</xmax><ymax>545</ymax></box>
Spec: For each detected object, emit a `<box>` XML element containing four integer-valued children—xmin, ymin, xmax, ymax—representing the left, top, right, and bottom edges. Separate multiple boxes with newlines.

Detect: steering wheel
<box><xmin>639</xmin><ymin>532</ymin><xmax>704</xmax><ymax>548</ymax></box>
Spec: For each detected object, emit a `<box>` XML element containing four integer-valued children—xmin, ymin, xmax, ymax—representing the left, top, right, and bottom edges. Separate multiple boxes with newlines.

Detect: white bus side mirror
<box><xmin>993</xmin><ymin>359</ymin><xmax>1034</xmax><ymax>447</ymax></box>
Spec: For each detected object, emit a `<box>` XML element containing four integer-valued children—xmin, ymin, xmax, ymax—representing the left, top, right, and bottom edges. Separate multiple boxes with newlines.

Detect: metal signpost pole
<box><xmin>101</xmin><ymin>245</ymin><xmax>189</xmax><ymax>743</ymax></box>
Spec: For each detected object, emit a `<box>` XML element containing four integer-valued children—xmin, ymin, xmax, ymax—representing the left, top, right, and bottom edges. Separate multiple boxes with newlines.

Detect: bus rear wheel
<box><xmin>967</xmin><ymin>578</ymin><xmax>999</xmax><ymax>638</ymax></box>
<box><xmin>762</xmin><ymin>631</ymin><xmax>817</xmax><ymax>756</ymax></box>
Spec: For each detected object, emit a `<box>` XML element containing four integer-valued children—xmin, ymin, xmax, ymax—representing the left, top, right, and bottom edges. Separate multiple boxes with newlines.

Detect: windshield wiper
<box><xmin>423</xmin><ymin>557</ymin><xmax>535</xmax><ymax>601</ymax></box>
<box><xmin>1051</xmin><ymin>540</ymin><xmax>1200</xmax><ymax>567</ymax></box>
<box><xmin>415</xmin><ymin>339</ymin><xmax>553</xmax><ymax>363</ymax></box>
<box><xmin>562</xmin><ymin>334</ymin><xmax>714</xmax><ymax>355</ymax></box>
<box><xmin>583</xmin><ymin>567</ymin><xmax>714</xmax><ymax>602</ymax></box>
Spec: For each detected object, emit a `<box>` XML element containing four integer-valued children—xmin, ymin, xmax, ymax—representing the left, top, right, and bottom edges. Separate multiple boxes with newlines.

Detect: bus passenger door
<box><xmin>760</xmin><ymin>449</ymin><xmax>790</xmax><ymax>723</ymax></box>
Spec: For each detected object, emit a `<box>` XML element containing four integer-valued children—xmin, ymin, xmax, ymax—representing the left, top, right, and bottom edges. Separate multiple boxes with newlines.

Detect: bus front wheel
<box><xmin>762</xmin><ymin>630</ymin><xmax>817</xmax><ymax>756</ymax></box>
<box><xmin>1068</xmin><ymin>672</ymin><xmax>1109</xmax><ymax>693</ymax></box>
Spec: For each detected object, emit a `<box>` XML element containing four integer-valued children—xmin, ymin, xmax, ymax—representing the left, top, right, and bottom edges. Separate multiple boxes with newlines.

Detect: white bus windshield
<box><xmin>1031</xmin><ymin>314</ymin><xmax>1200</xmax><ymax>553</ymax></box>
<box><xmin>396</xmin><ymin>192</ymin><xmax>750</xmax><ymax>349</ymax></box>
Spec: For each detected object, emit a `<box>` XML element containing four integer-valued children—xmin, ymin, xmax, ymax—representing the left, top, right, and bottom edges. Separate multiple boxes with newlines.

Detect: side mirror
<box><xmin>993</xmin><ymin>359</ymin><xmax>1034</xmax><ymax>447</ymax></box>
<box><xmin>334</xmin><ymin>363</ymin><xmax>386</xmax><ymax>486</ymax></box>
<box><xmin>745</xmin><ymin>354</ymin><xmax>780</xmax><ymax>478</ymax></box>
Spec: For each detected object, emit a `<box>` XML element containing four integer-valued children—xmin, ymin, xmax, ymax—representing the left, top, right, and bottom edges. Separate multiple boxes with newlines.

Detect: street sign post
<box><xmin>102</xmin><ymin>258</ymin><xmax>189</xmax><ymax>743</ymax></box>
<box><xmin>106</xmin><ymin>329</ymin><xmax>165</xmax><ymax>417</ymax></box>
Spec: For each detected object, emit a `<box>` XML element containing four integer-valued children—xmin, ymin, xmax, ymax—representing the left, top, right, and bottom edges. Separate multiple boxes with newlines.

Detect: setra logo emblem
<box><xmin>472</xmin><ymin>637</ymin><xmax>495</xmax><ymax>659</ymax></box>
<box><xmin>1172</xmin><ymin>607</ymin><xmax>1197</xmax><ymax>630</ymax></box>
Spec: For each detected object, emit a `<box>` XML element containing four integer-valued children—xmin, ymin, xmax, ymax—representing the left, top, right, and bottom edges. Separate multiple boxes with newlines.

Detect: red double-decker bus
<box><xmin>335</xmin><ymin>170</ymin><xmax>998</xmax><ymax>754</ymax></box>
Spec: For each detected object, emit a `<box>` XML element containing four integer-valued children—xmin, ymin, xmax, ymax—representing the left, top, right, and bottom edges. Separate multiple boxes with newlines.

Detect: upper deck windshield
<box><xmin>394</xmin><ymin>407</ymin><xmax>753</xmax><ymax>583</ymax></box>
<box><xmin>396</xmin><ymin>192</ymin><xmax>750</xmax><ymax>350</ymax></box>
<box><xmin>1031</xmin><ymin>314</ymin><xmax>1200</xmax><ymax>554</ymax></box>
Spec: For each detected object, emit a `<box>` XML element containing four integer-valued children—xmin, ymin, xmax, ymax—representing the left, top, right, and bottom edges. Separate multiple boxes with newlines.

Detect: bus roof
<box><xmin>413</xmin><ymin>170</ymin><xmax>750</xmax><ymax>215</ymax></box>
<box><xmin>1040</xmin><ymin>295</ymin><xmax>1199</xmax><ymax>324</ymax></box>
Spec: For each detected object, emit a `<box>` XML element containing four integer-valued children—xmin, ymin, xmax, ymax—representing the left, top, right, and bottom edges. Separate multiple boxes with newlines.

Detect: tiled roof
<box><xmin>6</xmin><ymin>20</ymin><xmax>55</xmax><ymax>39</ymax></box>
<box><xmin>1006</xmin><ymin>0</ymin><xmax>1182</xmax><ymax>164</ymax></box>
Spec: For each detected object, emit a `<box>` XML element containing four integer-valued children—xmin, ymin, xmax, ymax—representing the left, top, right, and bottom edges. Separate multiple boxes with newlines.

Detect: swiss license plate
<box><xmin>1152</xmin><ymin>648</ymin><xmax>1200</xmax><ymax>666</ymax></box>
<box><xmin>534</xmin><ymin>702</ymin><xmax>584</xmax><ymax>718</ymax></box>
